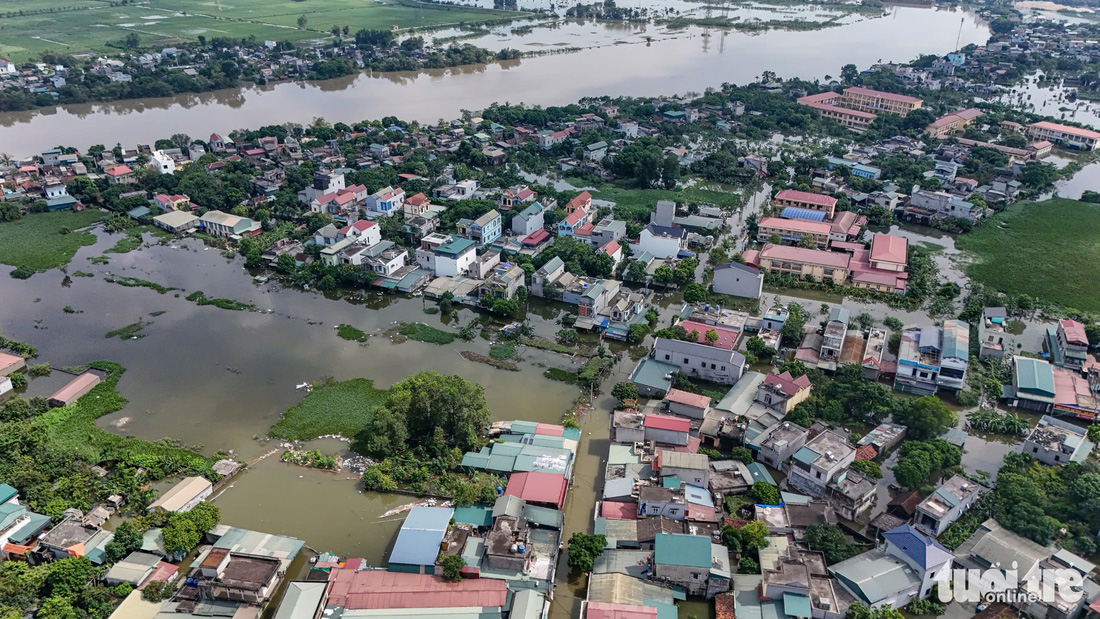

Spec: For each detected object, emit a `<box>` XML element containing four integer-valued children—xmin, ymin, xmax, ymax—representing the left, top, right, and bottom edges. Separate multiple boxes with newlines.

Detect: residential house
<box><xmin>313</xmin><ymin>223</ymin><xmax>340</xmax><ymax>247</ymax></box>
<box><xmin>497</xmin><ymin>185</ymin><xmax>536</xmax><ymax>211</ymax></box>
<box><xmin>938</xmin><ymin>319</ymin><xmax>970</xmax><ymax>391</ymax></box>
<box><xmin>458</xmin><ymin>209</ymin><xmax>502</xmax><ymax>246</ymax></box>
<box><xmin>652</xmin><ymin>534</ymin><xmax>731</xmax><ymax>598</ymax></box>
<box><xmin>1047</xmin><ymin>319</ymin><xmax>1090</xmax><ymax>371</ymax></box>
<box><xmin>532</xmin><ymin>256</ymin><xmax>565</xmax><ymax>298</ymax></box>
<box><xmin>338</xmin><ymin>220</ymin><xmax>381</xmax><ymax>246</ymax></box>
<box><xmin>558</xmin><ymin>208</ymin><xmax>588</xmax><ymax>236</ymax></box>
<box><xmin>299</xmin><ymin>171</ymin><xmax>345</xmax><ymax>204</ymax></box>
<box><xmin>480</xmin><ymin>262</ymin><xmax>525</xmax><ymax>300</ymax></box>
<box><xmin>978</xmin><ymin>307</ymin><xmax>1019</xmax><ymax>361</ymax></box>
<box><xmin>787</xmin><ymin>430</ymin><xmax>856</xmax><ymax>498</ymax></box>
<box><xmin>820</xmin><ymin>307</ymin><xmax>851</xmax><ymax>368</ymax></box>
<box><xmin>757</xmin><ymin>371</ymin><xmax>812</xmax><ymax>414</ymax></box>
<box><xmin>365</xmin><ymin>186</ymin><xmax>405</xmax><ymax>217</ymax></box>
<box><xmin>829</xmin><ymin>548</ymin><xmax>921</xmax><ymax>610</ymax></box>
<box><xmin>150</xmin><ymin>150</ymin><xmax>175</xmax><ymax>174</ymax></box>
<box><xmin>512</xmin><ymin>202</ymin><xmax>546</xmax><ymax>237</ymax></box>
<box><xmin>636</xmin><ymin>224</ymin><xmax>688</xmax><ymax>259</ymax></box>
<box><xmin>663</xmin><ymin>389</ymin><xmax>711</xmax><ymax>419</ymax></box>
<box><xmin>712</xmin><ymin>262</ymin><xmax>763</xmax><ymax>300</ymax></box>
<box><xmin>656</xmin><ymin>450</ymin><xmax>709</xmax><ymax>487</ymax></box>
<box><xmin>914</xmin><ymin>475</ymin><xmax>982</xmax><ymax>535</ymax></box>
<box><xmin>643</xmin><ymin>414</ymin><xmax>691</xmax><ymax>447</ymax></box>
<box><xmin>755</xmin><ymin>422</ymin><xmax>810</xmax><ymax>469</ymax></box>
<box><xmin>907</xmin><ymin>190</ymin><xmax>982</xmax><ymax>222</ymax></box>
<box><xmin>416</xmin><ymin>234</ymin><xmax>477</xmax><ymax>277</ymax></box>
<box><xmin>652</xmin><ymin>337</ymin><xmax>747</xmax><ymax>385</ymax></box>
<box><xmin>880</xmin><ymin>525</ymin><xmax>954</xmax><ymax>600</ymax></box>
<box><xmin>433</xmin><ymin>178</ymin><xmax>479</xmax><ymax>201</ymax></box>
<box><xmin>104</xmin><ymin>165</ymin><xmax>135</xmax><ymax>185</ymax></box>
<box><xmin>953</xmin><ymin>519</ymin><xmax>1054</xmax><ymax>607</ymax></box>
<box><xmin>403</xmin><ymin>192</ymin><xmax>431</xmax><ymax>218</ymax></box>
<box><xmin>894</xmin><ymin>326</ymin><xmax>943</xmax><ymax>396</ymax></box>
<box><xmin>827</xmin><ymin>469</ymin><xmax>876</xmax><ymax>520</ymax></box>
<box><xmin>152</xmin><ymin>211</ymin><xmax>199</xmax><ymax>233</ymax></box>
<box><xmin>1020</xmin><ymin>415</ymin><xmax>1094</xmax><ymax>466</ymax></box>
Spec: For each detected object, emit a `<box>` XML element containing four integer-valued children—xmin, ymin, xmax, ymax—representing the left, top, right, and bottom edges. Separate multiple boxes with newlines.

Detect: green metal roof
<box><xmin>1014</xmin><ymin>357</ymin><xmax>1055</xmax><ymax>397</ymax></box>
<box><xmin>792</xmin><ymin>447</ymin><xmax>819</xmax><ymax>466</ymax></box>
<box><xmin>629</xmin><ymin>359</ymin><xmax>679</xmax><ymax>392</ymax></box>
<box><xmin>522</xmin><ymin>504</ymin><xmax>564</xmax><ymax>529</ymax></box>
<box><xmin>0</xmin><ymin>484</ymin><xmax>18</xmax><ymax>504</ymax></box>
<box><xmin>783</xmin><ymin>593</ymin><xmax>812</xmax><ymax>618</ymax></box>
<box><xmin>452</xmin><ymin>506</ymin><xmax>493</xmax><ymax>528</ymax></box>
<box><xmin>941</xmin><ymin>320</ymin><xmax>970</xmax><ymax>361</ymax></box>
<box><xmin>662</xmin><ymin>477</ymin><xmax>680</xmax><ymax>489</ymax></box>
<box><xmin>654</xmin><ymin>533</ymin><xmax>711</xmax><ymax>568</ymax></box>
<box><xmin>437</xmin><ymin>237</ymin><xmax>476</xmax><ymax>256</ymax></box>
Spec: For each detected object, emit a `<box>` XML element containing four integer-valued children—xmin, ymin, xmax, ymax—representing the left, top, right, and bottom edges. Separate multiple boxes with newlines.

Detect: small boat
<box><xmin>295</xmin><ymin>382</ymin><xmax>310</xmax><ymax>391</ymax></box>
<box><xmin>254</xmin><ymin>275</ymin><xmax>269</xmax><ymax>283</ymax></box>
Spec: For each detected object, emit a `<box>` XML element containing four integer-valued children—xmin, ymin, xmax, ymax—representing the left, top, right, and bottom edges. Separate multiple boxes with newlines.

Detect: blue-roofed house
<box><xmin>914</xmin><ymin>475</ymin><xmax>982</xmax><ymax>536</ymax></box>
<box><xmin>881</xmin><ymin>524</ymin><xmax>954</xmax><ymax>600</ymax></box>
<box><xmin>0</xmin><ymin>502</ymin><xmax>51</xmax><ymax>558</ymax></box>
<box><xmin>937</xmin><ymin>319</ymin><xmax>970</xmax><ymax>392</ymax></box>
<box><xmin>0</xmin><ymin>484</ymin><xmax>17</xmax><ymax>506</ymax></box>
<box><xmin>653</xmin><ymin>534</ymin><xmax>731</xmax><ymax>598</ymax></box>
<box><xmin>683</xmin><ymin>484</ymin><xmax>714</xmax><ymax>509</ymax></box>
<box><xmin>389</xmin><ymin>506</ymin><xmax>454</xmax><ymax>574</ymax></box>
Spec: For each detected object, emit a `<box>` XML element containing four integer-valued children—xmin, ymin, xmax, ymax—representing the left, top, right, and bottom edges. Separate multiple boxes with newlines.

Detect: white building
<box><xmin>914</xmin><ymin>475</ymin><xmax>981</xmax><ymax>535</ymax></box>
<box><xmin>712</xmin><ymin>262</ymin><xmax>763</xmax><ymax>299</ymax></box>
<box><xmin>635</xmin><ymin>224</ymin><xmax>688</xmax><ymax>259</ymax></box>
<box><xmin>150</xmin><ymin>150</ymin><xmax>176</xmax><ymax>174</ymax></box>
<box><xmin>786</xmin><ymin>430</ymin><xmax>855</xmax><ymax>498</ymax></box>
<box><xmin>651</xmin><ymin>337</ymin><xmax>746</xmax><ymax>385</ymax></box>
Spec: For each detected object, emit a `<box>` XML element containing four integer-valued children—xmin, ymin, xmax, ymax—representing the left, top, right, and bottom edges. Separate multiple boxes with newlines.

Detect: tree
<box><xmin>44</xmin><ymin>558</ymin><xmax>97</xmax><ymax>599</ymax></box>
<box><xmin>104</xmin><ymin>520</ymin><xmax>143</xmax><ymax>563</ymax></box>
<box><xmin>170</xmin><ymin>134</ymin><xmax>191</xmax><ymax>150</ymax></box>
<box><xmin>745</xmin><ymin>335</ymin><xmax>774</xmax><ymax>358</ymax></box>
<box><xmin>738</xmin><ymin>520</ymin><xmax>770</xmax><ymax>552</ymax></box>
<box><xmin>777</xmin><ymin>360</ymin><xmax>808</xmax><ymax>378</ymax></box>
<box><xmin>705</xmin><ymin>329</ymin><xmax>719</xmax><ymax>346</ymax></box>
<box><xmin>352</xmin><ymin>406</ymin><xmax>408</xmax><ymax>458</ymax></box>
<box><xmin>384</xmin><ymin>372</ymin><xmax>490</xmax><ymax>454</ymax></box>
<box><xmin>683</xmin><ymin>283</ymin><xmax>708</xmax><ymax>304</ymax></box>
<box><xmin>297</xmin><ymin>15</ymin><xmax>308</xmax><ymax>28</ymax></box>
<box><xmin>892</xmin><ymin>439</ymin><xmax>960</xmax><ymax>490</ymax></box>
<box><xmin>276</xmin><ymin>252</ymin><xmax>297</xmax><ymax>274</ymax></box>
<box><xmin>840</xmin><ymin>64</ymin><xmax>858</xmax><ymax>83</ymax></box>
<box><xmin>611</xmin><ymin>382</ymin><xmax>638</xmax><ymax>408</ymax></box>
<box><xmin>35</xmin><ymin>597</ymin><xmax>77</xmax><ymax>619</ymax></box>
<box><xmin>737</xmin><ymin>557</ymin><xmax>760</xmax><ymax>574</ymax></box>
<box><xmin>847</xmin><ymin>603</ymin><xmax>905</xmax><ymax>619</ymax></box>
<box><xmin>730</xmin><ymin>446</ymin><xmax>753</xmax><ymax>464</ymax></box>
<box><xmin>804</xmin><ymin>524</ymin><xmax>863</xmax><ymax>563</ymax></box>
<box><xmin>567</xmin><ymin>533</ymin><xmax>606</xmax><ymax>573</ymax></box>
<box><xmin>850</xmin><ymin>459</ymin><xmax>882</xmax><ymax>479</ymax></box>
<box><xmin>893</xmin><ymin>396</ymin><xmax>956</xmax><ymax>441</ymax></box>
<box><xmin>750</xmin><ymin>481</ymin><xmax>780</xmax><ymax>505</ymax></box>
<box><xmin>441</xmin><ymin>555</ymin><xmax>465</xmax><ymax>582</ymax></box>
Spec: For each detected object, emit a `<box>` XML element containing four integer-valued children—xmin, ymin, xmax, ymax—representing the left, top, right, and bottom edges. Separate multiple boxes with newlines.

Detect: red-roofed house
<box><xmin>598</xmin><ymin>240</ymin><xmax>623</xmax><ymax>266</ymax></box>
<box><xmin>643</xmin><ymin>414</ymin><xmax>690</xmax><ymax>446</ymax></box>
<box><xmin>153</xmin><ymin>194</ymin><xmax>191</xmax><ymax>211</ymax></box>
<box><xmin>855</xmin><ymin>445</ymin><xmax>878</xmax><ymax>461</ymax></box>
<box><xmin>403</xmin><ymin>193</ymin><xmax>431</xmax><ymax>218</ymax></box>
<box><xmin>504</xmin><ymin>472</ymin><xmax>567</xmax><ymax>509</ymax></box>
<box><xmin>104</xmin><ymin>165</ymin><xmax>135</xmax><ymax>185</ymax></box>
<box><xmin>773</xmin><ymin>189</ymin><xmax>838</xmax><ymax>219</ymax></box>
<box><xmin>326</xmin><ymin>568</ymin><xmax>508</xmax><ymax>610</ymax></box>
<box><xmin>601</xmin><ymin>501</ymin><xmax>639</xmax><ymax>520</ymax></box>
<box><xmin>677</xmin><ymin>320</ymin><xmax>740</xmax><ymax>351</ymax></box>
<box><xmin>759</xmin><ymin>371</ymin><xmax>812</xmax><ymax>413</ymax></box>
<box><xmin>558</xmin><ymin>208</ymin><xmax>588</xmax><ymax>236</ymax></box>
<box><xmin>841</xmin><ymin>86</ymin><xmax>923</xmax><ymax>115</ymax></box>
<box><xmin>663</xmin><ymin>389</ymin><xmax>711</xmax><ymax>419</ymax></box>
<box><xmin>534</xmin><ymin>422</ymin><xmax>565</xmax><ymax>436</ymax></box>
<box><xmin>1053</xmin><ymin>320</ymin><xmax>1090</xmax><ymax>371</ymax></box>
<box><xmin>568</xmin><ymin>190</ymin><xmax>593</xmax><ymax>213</ymax></box>
<box><xmin>338</xmin><ymin>220</ymin><xmax>380</xmax><ymax>246</ymax></box>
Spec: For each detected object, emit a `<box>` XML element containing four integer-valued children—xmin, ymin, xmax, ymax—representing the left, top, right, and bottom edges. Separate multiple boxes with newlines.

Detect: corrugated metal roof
<box><xmin>941</xmin><ymin>320</ymin><xmax>970</xmax><ymax>361</ymax></box>
<box><xmin>1014</xmin><ymin>357</ymin><xmax>1055</xmax><ymax>396</ymax></box>
<box><xmin>654</xmin><ymin>534</ymin><xmax>711</xmax><ymax>569</ymax></box>
<box><xmin>452</xmin><ymin>507</ymin><xmax>493</xmax><ymax>528</ymax></box>
<box><xmin>327</xmin><ymin>569</ymin><xmax>508</xmax><ymax>610</ymax></box>
<box><xmin>273</xmin><ymin>581</ymin><xmax>327</xmax><ymax>619</ymax></box>
<box><xmin>390</xmin><ymin>507</ymin><xmax>454</xmax><ymax>567</ymax></box>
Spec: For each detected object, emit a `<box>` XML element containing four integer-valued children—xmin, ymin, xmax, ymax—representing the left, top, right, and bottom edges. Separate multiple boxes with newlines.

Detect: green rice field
<box><xmin>956</xmin><ymin>198</ymin><xmax>1100</xmax><ymax>313</ymax></box>
<box><xmin>0</xmin><ymin>0</ymin><xmax>515</xmax><ymax>63</ymax></box>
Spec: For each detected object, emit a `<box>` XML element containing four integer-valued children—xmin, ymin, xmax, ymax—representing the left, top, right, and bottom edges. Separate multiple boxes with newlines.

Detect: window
<box><xmin>701</xmin><ymin>361</ymin><xmax>706</xmax><ymax>368</ymax></box>
<box><xmin>711</xmin><ymin>363</ymin><xmax>716</xmax><ymax>370</ymax></box>
<box><xmin>1033</xmin><ymin>446</ymin><xmax>1039</xmax><ymax>453</ymax></box>
<box><xmin>721</xmin><ymin>366</ymin><xmax>726</xmax><ymax>371</ymax></box>
<box><xmin>670</xmin><ymin>509</ymin><xmax>679</xmax><ymax>516</ymax></box>
<box><xmin>665</xmin><ymin>354</ymin><xmax>670</xmax><ymax>361</ymax></box>
<box><xmin>1054</xmin><ymin>455</ymin><xmax>1060</xmax><ymax>462</ymax></box>
<box><xmin>684</xmin><ymin>358</ymin><xmax>689</xmax><ymax>364</ymax></box>
<box><xmin>816</xmin><ymin>471</ymin><xmax>822</xmax><ymax>479</ymax></box>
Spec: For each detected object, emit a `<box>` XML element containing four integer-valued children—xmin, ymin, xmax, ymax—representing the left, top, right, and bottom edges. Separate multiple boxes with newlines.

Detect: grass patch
<box><xmin>544</xmin><ymin>367</ymin><xmax>579</xmax><ymax>384</ymax></box>
<box><xmin>269</xmin><ymin>377</ymin><xmax>389</xmax><ymax>440</ymax></box>
<box><xmin>592</xmin><ymin>183</ymin><xmax>741</xmax><ymax>223</ymax></box>
<box><xmin>104</xmin><ymin>276</ymin><xmax>178</xmax><ymax>294</ymax></box>
<box><xmin>397</xmin><ymin>322</ymin><xmax>457</xmax><ymax>345</ymax></box>
<box><xmin>423</xmin><ymin>307</ymin><xmax>440</xmax><ymax>315</ymax></box>
<box><xmin>105</xmin><ymin>232</ymin><xmax>144</xmax><ymax>254</ymax></box>
<box><xmin>460</xmin><ymin>351</ymin><xmax>519</xmax><ymax>371</ymax></box>
<box><xmin>32</xmin><ymin>361</ymin><xmax>213</xmax><ymax>472</ymax></box>
<box><xmin>489</xmin><ymin>341</ymin><xmax>516</xmax><ymax>360</ymax></box>
<box><xmin>519</xmin><ymin>337</ymin><xmax>596</xmax><ymax>357</ymax></box>
<box><xmin>73</xmin><ymin>270</ymin><xmax>93</xmax><ymax>277</ymax></box>
<box><xmin>337</xmin><ymin>324</ymin><xmax>368</xmax><ymax>343</ymax></box>
<box><xmin>0</xmin><ymin>211</ymin><xmax>106</xmax><ymax>273</ymax></box>
<box><xmin>149</xmin><ymin>310</ymin><xmax>166</xmax><ymax>317</ymax></box>
<box><xmin>956</xmin><ymin>198</ymin><xmax>1100</xmax><ymax>313</ymax></box>
<box><xmin>185</xmin><ymin>291</ymin><xmax>252</xmax><ymax>311</ymax></box>
<box><xmin>106</xmin><ymin>322</ymin><xmax>148</xmax><ymax>340</ymax></box>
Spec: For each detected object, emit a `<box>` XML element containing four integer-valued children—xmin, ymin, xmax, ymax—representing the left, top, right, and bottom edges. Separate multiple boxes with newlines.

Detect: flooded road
<box><xmin>0</xmin><ymin>5</ymin><xmax>988</xmax><ymax>152</ymax></box>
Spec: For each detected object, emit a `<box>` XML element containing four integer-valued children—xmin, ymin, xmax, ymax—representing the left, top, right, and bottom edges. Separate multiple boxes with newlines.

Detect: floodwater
<box><xmin>1054</xmin><ymin>158</ymin><xmax>1100</xmax><ymax>199</ymax></box>
<box><xmin>0</xmin><ymin>230</ymin><xmax>589</xmax><ymax>565</ymax></box>
<box><xmin>0</xmin><ymin>5</ymin><xmax>988</xmax><ymax>153</ymax></box>
<box><xmin>995</xmin><ymin>73</ymin><xmax>1100</xmax><ymax>128</ymax></box>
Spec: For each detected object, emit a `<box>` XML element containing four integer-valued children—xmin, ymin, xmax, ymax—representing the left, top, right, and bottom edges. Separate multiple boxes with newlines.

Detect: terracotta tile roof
<box><xmin>663</xmin><ymin>388</ymin><xmax>711</xmax><ymax>410</ymax></box>
<box><xmin>1031</xmin><ymin>120</ymin><xmax>1100</xmax><ymax>140</ymax></box>
<box><xmin>759</xmin><ymin>244</ymin><xmax>850</xmax><ymax>269</ymax></box>
<box><xmin>643</xmin><ymin>414</ymin><xmax>690</xmax><ymax>433</ymax></box>
<box><xmin>855</xmin><ymin>445</ymin><xmax>877</xmax><ymax>461</ymax></box>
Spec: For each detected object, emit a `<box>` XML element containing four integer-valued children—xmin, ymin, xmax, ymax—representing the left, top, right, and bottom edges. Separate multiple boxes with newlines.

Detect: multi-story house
<box><xmin>894</xmin><ymin>326</ymin><xmax>942</xmax><ymax>396</ymax></box>
<box><xmin>511</xmin><ymin>202</ymin><xmax>545</xmax><ymax>237</ymax></box>
<box><xmin>880</xmin><ymin>525</ymin><xmax>954</xmax><ymax>600</ymax></box>
<box><xmin>820</xmin><ymin>307</ymin><xmax>850</xmax><ymax>367</ymax></box>
<box><xmin>755</xmin><ymin>421</ymin><xmax>809</xmax><ymax>469</ymax></box>
<box><xmin>787</xmin><ymin>430</ymin><xmax>856</xmax><ymax>498</ymax></box>
<box><xmin>415</xmin><ymin>233</ymin><xmax>476</xmax><ymax>277</ymax></box>
<box><xmin>651</xmin><ymin>337</ymin><xmax>747</xmax><ymax>385</ymax></box>
<box><xmin>1020</xmin><ymin>415</ymin><xmax>1094</xmax><ymax>466</ymax></box>
<box><xmin>365</xmin><ymin>186</ymin><xmax>405</xmax><ymax>217</ymax></box>
<box><xmin>1047</xmin><ymin>319</ymin><xmax>1090</xmax><ymax>371</ymax></box>
<box><xmin>711</xmin><ymin>261</ymin><xmax>764</xmax><ymax>300</ymax></box>
<box><xmin>978</xmin><ymin>307</ymin><xmax>1016</xmax><ymax>360</ymax></box>
<box><xmin>757</xmin><ymin>371</ymin><xmax>812</xmax><ymax>414</ymax></box>
<box><xmin>914</xmin><ymin>475</ymin><xmax>982</xmax><ymax>535</ymax></box>
<box><xmin>653</xmin><ymin>534</ymin><xmax>731</xmax><ymax>598</ymax></box>
<box><xmin>937</xmin><ymin>320</ymin><xmax>970</xmax><ymax>391</ymax></box>
<box><xmin>457</xmin><ymin>209</ymin><xmax>502</xmax><ymax>246</ymax></box>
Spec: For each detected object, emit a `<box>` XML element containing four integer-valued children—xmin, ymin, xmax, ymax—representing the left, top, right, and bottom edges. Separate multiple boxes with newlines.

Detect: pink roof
<box><xmin>1054</xmin><ymin>366</ymin><xmax>1091</xmax><ymax>406</ymax></box>
<box><xmin>48</xmin><ymin>373</ymin><xmax>100</xmax><ymax>404</ymax></box>
<box><xmin>339</xmin><ymin>220</ymin><xmax>377</xmax><ymax>234</ymax></box>
<box><xmin>587</xmin><ymin>602</ymin><xmax>658</xmax><ymax>619</ymax></box>
<box><xmin>852</xmin><ymin>271</ymin><xmax>905</xmax><ymax>289</ymax></box>
<box><xmin>800</xmin><ymin>100</ymin><xmax>878</xmax><ymax>120</ymax></box>
<box><xmin>643</xmin><ymin>414</ymin><xmax>690</xmax><ymax>433</ymax></box>
<box><xmin>955</xmin><ymin>107</ymin><xmax>983</xmax><ymax>121</ymax></box>
<box><xmin>0</xmin><ymin>352</ymin><xmax>24</xmax><ymax>371</ymax></box>
<box><xmin>763</xmin><ymin>371</ymin><xmax>811</xmax><ymax>397</ymax></box>
<box><xmin>798</xmin><ymin>92</ymin><xmax>840</xmax><ymax>105</ymax></box>
<box><xmin>954</xmin><ymin>177</ymin><xmax>978</xmax><ymax>186</ymax></box>
<box><xmin>522</xmin><ymin>229</ymin><xmax>550</xmax><ymax>245</ymax></box>
<box><xmin>759</xmin><ymin>244</ymin><xmax>850</xmax><ymax>269</ymax></box>
<box><xmin>243</xmin><ymin>148</ymin><xmax>264</xmax><ymax>156</ymax></box>
<box><xmin>141</xmin><ymin>562</ymin><xmax>178</xmax><ymax>587</ymax></box>
<box><xmin>664</xmin><ymin>388</ymin><xmax>711</xmax><ymax>410</ymax></box>
<box><xmin>563</xmin><ymin>209</ymin><xmax>587</xmax><ymax>227</ymax></box>
<box><xmin>327</xmin><ymin>569</ymin><xmax>507</xmax><ymax>610</ymax></box>
<box><xmin>869</xmin><ymin>234</ymin><xmax>908</xmax><ymax>265</ymax></box>
<box><xmin>1031</xmin><ymin>120</ymin><xmax>1100</xmax><ymax>140</ymax></box>
<box><xmin>600</xmin><ymin>501</ymin><xmax>638</xmax><ymax>520</ymax></box>
<box><xmin>534</xmin><ymin>422</ymin><xmax>565</xmax><ymax>436</ymax></box>
<box><xmin>684</xmin><ymin>504</ymin><xmax>716</xmax><ymax>522</ymax></box>
<box><xmin>741</xmin><ymin>250</ymin><xmax>760</xmax><ymax>266</ymax></box>
<box><xmin>759</xmin><ymin>216</ymin><xmax>830</xmax><ymax>236</ymax></box>
<box><xmin>105</xmin><ymin>165</ymin><xmax>132</xmax><ymax>176</ymax></box>
<box><xmin>1031</xmin><ymin>140</ymin><xmax>1053</xmax><ymax>149</ymax></box>
<box><xmin>844</xmin><ymin>86</ymin><xmax>923</xmax><ymax>104</ymax></box>
<box><xmin>504</xmin><ymin>472</ymin><xmax>567</xmax><ymax>508</ymax></box>
<box><xmin>342</xmin><ymin>184</ymin><xmax>367</xmax><ymax>194</ymax></box>
<box><xmin>775</xmin><ymin>189</ymin><xmax>837</xmax><ymax>208</ymax></box>
<box><xmin>1061</xmin><ymin>320</ymin><xmax>1089</xmax><ymax>346</ymax></box>
<box><xmin>517</xmin><ymin>188</ymin><xmax>535</xmax><ymax>199</ymax></box>
<box><xmin>599</xmin><ymin>240</ymin><xmax>622</xmax><ymax>256</ymax></box>
<box><xmin>678</xmin><ymin>320</ymin><xmax>739</xmax><ymax>350</ymax></box>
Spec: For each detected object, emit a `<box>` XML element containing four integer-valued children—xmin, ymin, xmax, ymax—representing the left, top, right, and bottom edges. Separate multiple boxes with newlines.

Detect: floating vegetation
<box><xmin>460</xmin><ymin>351</ymin><xmax>519</xmax><ymax>371</ymax></box>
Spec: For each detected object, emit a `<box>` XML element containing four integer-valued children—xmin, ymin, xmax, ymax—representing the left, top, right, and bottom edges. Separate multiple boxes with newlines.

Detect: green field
<box><xmin>0</xmin><ymin>210</ymin><xmax>106</xmax><ymax>274</ymax></box>
<box><xmin>956</xmin><ymin>198</ymin><xmax>1100</xmax><ymax>313</ymax></box>
<box><xmin>269</xmin><ymin>377</ymin><xmax>388</xmax><ymax>440</ymax></box>
<box><xmin>0</xmin><ymin>0</ymin><xmax>516</xmax><ymax>63</ymax></box>
<box><xmin>590</xmin><ymin>183</ymin><xmax>742</xmax><ymax>222</ymax></box>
